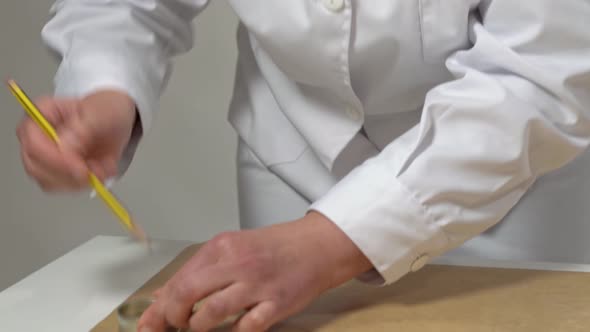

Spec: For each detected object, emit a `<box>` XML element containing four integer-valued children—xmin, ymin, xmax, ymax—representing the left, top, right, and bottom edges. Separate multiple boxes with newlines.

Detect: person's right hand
<box><xmin>15</xmin><ymin>89</ymin><xmax>137</xmax><ymax>192</ymax></box>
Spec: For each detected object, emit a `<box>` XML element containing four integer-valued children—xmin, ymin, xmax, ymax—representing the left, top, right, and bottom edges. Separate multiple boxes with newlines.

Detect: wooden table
<box><xmin>93</xmin><ymin>243</ymin><xmax>590</xmax><ymax>332</ymax></box>
<box><xmin>2</xmin><ymin>236</ymin><xmax>590</xmax><ymax>331</ymax></box>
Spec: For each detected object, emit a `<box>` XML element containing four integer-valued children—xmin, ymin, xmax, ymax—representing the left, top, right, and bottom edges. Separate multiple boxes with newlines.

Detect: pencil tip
<box><xmin>129</xmin><ymin>223</ymin><xmax>152</xmax><ymax>250</ymax></box>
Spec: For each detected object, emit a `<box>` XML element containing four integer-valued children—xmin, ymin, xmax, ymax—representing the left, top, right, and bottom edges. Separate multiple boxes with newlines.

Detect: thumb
<box><xmin>56</xmin><ymin>90</ymin><xmax>136</xmax><ymax>162</ymax></box>
<box><xmin>57</xmin><ymin>112</ymin><xmax>97</xmax><ymax>157</ymax></box>
<box><xmin>57</xmin><ymin>113</ymin><xmax>114</xmax><ymax>182</ymax></box>
<box><xmin>57</xmin><ymin>92</ymin><xmax>123</xmax><ymax>156</ymax></box>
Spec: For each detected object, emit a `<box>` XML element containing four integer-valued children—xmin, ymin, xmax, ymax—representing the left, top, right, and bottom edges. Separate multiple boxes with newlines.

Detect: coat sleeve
<box><xmin>41</xmin><ymin>0</ymin><xmax>209</xmax><ymax>172</ymax></box>
<box><xmin>310</xmin><ymin>0</ymin><xmax>590</xmax><ymax>284</ymax></box>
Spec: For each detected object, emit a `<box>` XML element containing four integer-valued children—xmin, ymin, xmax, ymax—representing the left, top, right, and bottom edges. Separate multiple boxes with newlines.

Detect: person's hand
<box><xmin>138</xmin><ymin>211</ymin><xmax>373</xmax><ymax>332</ymax></box>
<box><xmin>15</xmin><ymin>89</ymin><xmax>137</xmax><ymax>192</ymax></box>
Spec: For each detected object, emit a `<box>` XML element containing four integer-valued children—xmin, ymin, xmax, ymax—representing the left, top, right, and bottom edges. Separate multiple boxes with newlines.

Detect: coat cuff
<box><xmin>309</xmin><ymin>160</ymin><xmax>450</xmax><ymax>285</ymax></box>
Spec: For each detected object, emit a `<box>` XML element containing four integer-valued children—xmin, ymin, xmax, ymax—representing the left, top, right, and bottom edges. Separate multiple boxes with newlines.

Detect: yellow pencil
<box><xmin>7</xmin><ymin>79</ymin><xmax>148</xmax><ymax>244</ymax></box>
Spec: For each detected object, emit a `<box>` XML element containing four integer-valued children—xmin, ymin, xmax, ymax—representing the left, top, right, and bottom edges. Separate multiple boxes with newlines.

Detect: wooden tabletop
<box><xmin>93</xmin><ymin>244</ymin><xmax>590</xmax><ymax>332</ymax></box>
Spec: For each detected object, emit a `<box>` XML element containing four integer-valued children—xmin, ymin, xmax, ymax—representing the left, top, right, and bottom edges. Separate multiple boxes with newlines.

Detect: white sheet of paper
<box><xmin>0</xmin><ymin>236</ymin><xmax>190</xmax><ymax>332</ymax></box>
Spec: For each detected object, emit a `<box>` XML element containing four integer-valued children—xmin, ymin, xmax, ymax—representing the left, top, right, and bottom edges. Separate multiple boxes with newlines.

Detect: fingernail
<box><xmin>104</xmin><ymin>177</ymin><xmax>115</xmax><ymax>187</ymax></box>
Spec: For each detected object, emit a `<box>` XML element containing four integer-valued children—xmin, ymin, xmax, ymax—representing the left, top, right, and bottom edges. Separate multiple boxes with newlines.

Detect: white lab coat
<box><xmin>41</xmin><ymin>0</ymin><xmax>590</xmax><ymax>284</ymax></box>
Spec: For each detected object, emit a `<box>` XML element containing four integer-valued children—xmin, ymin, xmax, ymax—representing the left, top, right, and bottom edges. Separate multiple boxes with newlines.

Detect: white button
<box><xmin>410</xmin><ymin>254</ymin><xmax>429</xmax><ymax>272</ymax></box>
<box><xmin>345</xmin><ymin>106</ymin><xmax>361</xmax><ymax>121</ymax></box>
<box><xmin>323</xmin><ymin>0</ymin><xmax>345</xmax><ymax>12</ymax></box>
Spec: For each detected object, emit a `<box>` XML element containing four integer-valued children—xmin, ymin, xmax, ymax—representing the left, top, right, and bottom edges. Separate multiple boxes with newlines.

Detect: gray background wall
<box><xmin>0</xmin><ymin>1</ymin><xmax>239</xmax><ymax>290</ymax></box>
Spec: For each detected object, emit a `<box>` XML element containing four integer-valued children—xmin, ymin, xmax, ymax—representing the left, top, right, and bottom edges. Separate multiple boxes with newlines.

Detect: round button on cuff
<box><xmin>410</xmin><ymin>254</ymin><xmax>429</xmax><ymax>272</ymax></box>
<box><xmin>323</xmin><ymin>0</ymin><xmax>345</xmax><ymax>12</ymax></box>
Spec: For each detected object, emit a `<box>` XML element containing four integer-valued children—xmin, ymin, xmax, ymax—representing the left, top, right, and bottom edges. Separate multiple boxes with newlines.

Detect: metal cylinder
<box><xmin>117</xmin><ymin>297</ymin><xmax>154</xmax><ymax>332</ymax></box>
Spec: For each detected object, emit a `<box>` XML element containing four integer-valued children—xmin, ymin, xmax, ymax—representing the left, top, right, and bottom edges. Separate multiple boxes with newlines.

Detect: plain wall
<box><xmin>0</xmin><ymin>1</ymin><xmax>240</xmax><ymax>290</ymax></box>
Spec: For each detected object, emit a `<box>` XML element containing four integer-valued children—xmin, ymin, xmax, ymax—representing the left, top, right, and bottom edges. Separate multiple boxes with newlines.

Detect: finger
<box><xmin>87</xmin><ymin>158</ymin><xmax>118</xmax><ymax>182</ymax></box>
<box><xmin>189</xmin><ymin>283</ymin><xmax>253</xmax><ymax>332</ymax></box>
<box><xmin>103</xmin><ymin>157</ymin><xmax>119</xmax><ymax>179</ymax></box>
<box><xmin>87</xmin><ymin>160</ymin><xmax>107</xmax><ymax>182</ymax></box>
<box><xmin>15</xmin><ymin>97</ymin><xmax>78</xmax><ymax>143</ymax></box>
<box><xmin>22</xmin><ymin>120</ymin><xmax>88</xmax><ymax>183</ymax></box>
<box><xmin>153</xmin><ymin>288</ymin><xmax>163</xmax><ymax>299</ymax></box>
<box><xmin>34</xmin><ymin>96</ymin><xmax>80</xmax><ymax>126</ymax></box>
<box><xmin>138</xmin><ymin>300</ymin><xmax>168</xmax><ymax>332</ymax></box>
<box><xmin>21</xmin><ymin>149</ymin><xmax>63</xmax><ymax>191</ymax></box>
<box><xmin>16</xmin><ymin>118</ymin><xmax>27</xmax><ymax>144</ymax></box>
<box><xmin>163</xmin><ymin>266</ymin><xmax>233</xmax><ymax>329</ymax></box>
<box><xmin>20</xmin><ymin>149</ymin><xmax>85</xmax><ymax>192</ymax></box>
<box><xmin>58</xmin><ymin>114</ymin><xmax>93</xmax><ymax>156</ymax></box>
<box><xmin>232</xmin><ymin>301</ymin><xmax>278</xmax><ymax>332</ymax></box>
<box><xmin>19</xmin><ymin>123</ymin><xmax>88</xmax><ymax>190</ymax></box>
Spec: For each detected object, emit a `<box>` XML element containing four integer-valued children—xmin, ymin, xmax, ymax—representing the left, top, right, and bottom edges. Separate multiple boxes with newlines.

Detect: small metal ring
<box><xmin>117</xmin><ymin>297</ymin><xmax>155</xmax><ymax>332</ymax></box>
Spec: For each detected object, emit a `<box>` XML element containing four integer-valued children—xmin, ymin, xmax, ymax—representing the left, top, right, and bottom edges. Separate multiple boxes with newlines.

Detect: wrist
<box><xmin>298</xmin><ymin>211</ymin><xmax>373</xmax><ymax>291</ymax></box>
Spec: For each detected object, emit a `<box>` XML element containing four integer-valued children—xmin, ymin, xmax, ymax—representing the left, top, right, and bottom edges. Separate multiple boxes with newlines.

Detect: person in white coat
<box><xmin>15</xmin><ymin>1</ymin><xmax>590</xmax><ymax>331</ymax></box>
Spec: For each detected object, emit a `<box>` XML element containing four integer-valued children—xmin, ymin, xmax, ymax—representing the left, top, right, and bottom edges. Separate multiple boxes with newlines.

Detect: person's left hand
<box><xmin>137</xmin><ymin>211</ymin><xmax>373</xmax><ymax>332</ymax></box>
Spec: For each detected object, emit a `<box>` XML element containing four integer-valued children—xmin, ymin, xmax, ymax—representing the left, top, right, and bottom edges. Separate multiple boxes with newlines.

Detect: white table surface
<box><xmin>0</xmin><ymin>236</ymin><xmax>191</xmax><ymax>332</ymax></box>
<box><xmin>2</xmin><ymin>235</ymin><xmax>590</xmax><ymax>332</ymax></box>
